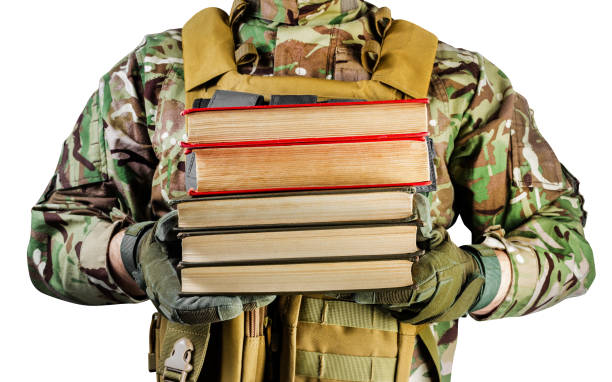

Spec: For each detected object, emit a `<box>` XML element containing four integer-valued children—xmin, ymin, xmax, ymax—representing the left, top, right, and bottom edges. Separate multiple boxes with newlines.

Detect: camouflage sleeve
<box><xmin>446</xmin><ymin>52</ymin><xmax>595</xmax><ymax>320</ymax></box>
<box><xmin>26</xmin><ymin>43</ymin><xmax>158</xmax><ymax>305</ymax></box>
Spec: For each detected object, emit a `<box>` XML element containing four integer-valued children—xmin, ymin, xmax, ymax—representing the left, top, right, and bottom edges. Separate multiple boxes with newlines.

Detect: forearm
<box><xmin>481</xmin><ymin>216</ymin><xmax>594</xmax><ymax>320</ymax></box>
<box><xmin>108</xmin><ymin>229</ymin><xmax>146</xmax><ymax>298</ymax></box>
<box><xmin>28</xmin><ymin>206</ymin><xmax>138</xmax><ymax>305</ymax></box>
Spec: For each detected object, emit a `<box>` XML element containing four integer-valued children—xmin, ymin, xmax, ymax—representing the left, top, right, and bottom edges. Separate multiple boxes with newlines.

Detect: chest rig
<box><xmin>150</xmin><ymin>4</ymin><xmax>441</xmax><ymax>382</ymax></box>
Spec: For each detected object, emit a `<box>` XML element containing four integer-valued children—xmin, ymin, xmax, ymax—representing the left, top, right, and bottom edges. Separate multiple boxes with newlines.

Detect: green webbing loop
<box><xmin>235</xmin><ymin>43</ymin><xmax>260</xmax><ymax>73</ymax></box>
<box><xmin>296</xmin><ymin>298</ymin><xmax>409</xmax><ymax>382</ymax></box>
<box><xmin>417</xmin><ymin>325</ymin><xmax>442</xmax><ymax>382</ymax></box>
<box><xmin>296</xmin><ymin>350</ymin><xmax>397</xmax><ymax>382</ymax></box>
<box><xmin>158</xmin><ymin>321</ymin><xmax>211</xmax><ymax>382</ymax></box>
<box><xmin>229</xmin><ymin>0</ymin><xmax>249</xmax><ymax>29</ymax></box>
<box><xmin>299</xmin><ymin>297</ymin><xmax>398</xmax><ymax>331</ymax></box>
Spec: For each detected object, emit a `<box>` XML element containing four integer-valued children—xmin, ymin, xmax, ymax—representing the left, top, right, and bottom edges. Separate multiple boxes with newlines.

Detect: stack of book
<box><xmin>175</xmin><ymin>93</ymin><xmax>433</xmax><ymax>295</ymax></box>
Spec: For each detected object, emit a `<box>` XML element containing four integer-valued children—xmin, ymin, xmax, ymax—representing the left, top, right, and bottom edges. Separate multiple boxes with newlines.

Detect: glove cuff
<box><xmin>120</xmin><ymin>221</ymin><xmax>156</xmax><ymax>285</ymax></box>
<box><xmin>461</xmin><ymin>244</ymin><xmax>502</xmax><ymax>313</ymax></box>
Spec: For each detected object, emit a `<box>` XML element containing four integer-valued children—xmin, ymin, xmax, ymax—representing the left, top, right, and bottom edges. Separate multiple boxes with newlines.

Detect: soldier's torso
<box><xmin>131</xmin><ymin>2</ymin><xmax>489</xmax><ymax>379</ymax></box>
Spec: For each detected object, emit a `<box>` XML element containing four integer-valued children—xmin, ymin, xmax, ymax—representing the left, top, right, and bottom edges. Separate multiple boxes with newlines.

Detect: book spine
<box><xmin>181</xmin><ymin>132</ymin><xmax>428</xmax><ymax>150</ymax></box>
<box><xmin>178</xmin><ymin>251</ymin><xmax>424</xmax><ymax>268</ymax></box>
<box><xmin>176</xmin><ymin>216</ymin><xmax>418</xmax><ymax>232</ymax></box>
<box><xmin>185</xmin><ymin>151</ymin><xmax>198</xmax><ymax>193</ymax></box>
<box><xmin>187</xmin><ymin>182</ymin><xmax>432</xmax><ymax>197</ymax></box>
<box><xmin>177</xmin><ymin>222</ymin><xmax>421</xmax><ymax>237</ymax></box>
<box><xmin>181</xmin><ymin>98</ymin><xmax>429</xmax><ymax>115</ymax></box>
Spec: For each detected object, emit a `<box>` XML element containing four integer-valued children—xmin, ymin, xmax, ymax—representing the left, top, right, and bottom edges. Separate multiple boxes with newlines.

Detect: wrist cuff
<box><xmin>461</xmin><ymin>244</ymin><xmax>502</xmax><ymax>312</ymax></box>
<box><xmin>120</xmin><ymin>221</ymin><xmax>155</xmax><ymax>282</ymax></box>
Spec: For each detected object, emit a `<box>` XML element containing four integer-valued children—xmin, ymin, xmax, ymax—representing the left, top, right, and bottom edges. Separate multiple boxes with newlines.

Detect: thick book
<box><xmin>183</xmin><ymin>99</ymin><xmax>428</xmax><ymax>145</ymax></box>
<box><xmin>180</xmin><ymin>260</ymin><xmax>414</xmax><ymax>294</ymax></box>
<box><xmin>180</xmin><ymin>224</ymin><xmax>419</xmax><ymax>265</ymax></box>
<box><xmin>185</xmin><ymin>137</ymin><xmax>431</xmax><ymax>195</ymax></box>
<box><xmin>176</xmin><ymin>188</ymin><xmax>415</xmax><ymax>229</ymax></box>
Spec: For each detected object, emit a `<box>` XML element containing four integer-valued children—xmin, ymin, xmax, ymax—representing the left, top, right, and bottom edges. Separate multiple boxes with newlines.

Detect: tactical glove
<box><xmin>336</xmin><ymin>227</ymin><xmax>501</xmax><ymax>324</ymax></box>
<box><xmin>120</xmin><ymin>211</ymin><xmax>276</xmax><ymax>325</ymax></box>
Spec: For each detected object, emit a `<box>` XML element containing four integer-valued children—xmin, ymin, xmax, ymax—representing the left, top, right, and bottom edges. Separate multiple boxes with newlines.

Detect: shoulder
<box><xmin>132</xmin><ymin>29</ymin><xmax>185</xmax><ymax>78</ymax></box>
<box><xmin>432</xmin><ymin>41</ymin><xmax>487</xmax><ymax>93</ymax></box>
<box><xmin>135</xmin><ymin>29</ymin><xmax>183</xmax><ymax>59</ymax></box>
<box><xmin>430</xmin><ymin>41</ymin><xmax>514</xmax><ymax>116</ymax></box>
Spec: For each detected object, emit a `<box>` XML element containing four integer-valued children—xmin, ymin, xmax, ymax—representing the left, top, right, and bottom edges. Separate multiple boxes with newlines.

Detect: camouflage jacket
<box><xmin>27</xmin><ymin>0</ymin><xmax>595</xmax><ymax>380</ymax></box>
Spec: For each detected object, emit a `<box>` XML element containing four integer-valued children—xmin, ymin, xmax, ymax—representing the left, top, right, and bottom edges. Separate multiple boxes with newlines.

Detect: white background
<box><xmin>0</xmin><ymin>1</ymin><xmax>609</xmax><ymax>380</ymax></box>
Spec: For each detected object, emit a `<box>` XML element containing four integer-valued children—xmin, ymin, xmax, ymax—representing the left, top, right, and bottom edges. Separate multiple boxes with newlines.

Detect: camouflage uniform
<box><xmin>26</xmin><ymin>0</ymin><xmax>595</xmax><ymax>380</ymax></box>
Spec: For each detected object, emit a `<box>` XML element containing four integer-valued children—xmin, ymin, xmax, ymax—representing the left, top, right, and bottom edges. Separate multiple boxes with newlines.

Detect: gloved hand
<box><xmin>330</xmin><ymin>193</ymin><xmax>501</xmax><ymax>324</ymax></box>
<box><xmin>120</xmin><ymin>211</ymin><xmax>276</xmax><ymax>325</ymax></box>
<box><xmin>344</xmin><ymin>227</ymin><xmax>486</xmax><ymax>324</ymax></box>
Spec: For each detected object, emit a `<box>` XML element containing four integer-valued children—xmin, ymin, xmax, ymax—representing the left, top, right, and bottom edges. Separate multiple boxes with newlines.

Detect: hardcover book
<box><xmin>184</xmin><ymin>99</ymin><xmax>428</xmax><ymax>145</ymax></box>
<box><xmin>176</xmin><ymin>188</ymin><xmax>416</xmax><ymax>230</ymax></box>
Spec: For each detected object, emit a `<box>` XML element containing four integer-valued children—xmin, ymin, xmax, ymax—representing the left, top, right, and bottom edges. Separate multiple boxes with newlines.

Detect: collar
<box><xmin>239</xmin><ymin>0</ymin><xmax>370</xmax><ymax>26</ymax></box>
<box><xmin>183</xmin><ymin>6</ymin><xmax>438</xmax><ymax>99</ymax></box>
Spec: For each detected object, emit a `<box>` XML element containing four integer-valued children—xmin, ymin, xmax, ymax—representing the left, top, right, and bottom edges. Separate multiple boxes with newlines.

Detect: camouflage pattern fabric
<box><xmin>235</xmin><ymin>0</ymin><xmax>377</xmax><ymax>80</ymax></box>
<box><xmin>27</xmin><ymin>1</ymin><xmax>595</xmax><ymax>380</ymax></box>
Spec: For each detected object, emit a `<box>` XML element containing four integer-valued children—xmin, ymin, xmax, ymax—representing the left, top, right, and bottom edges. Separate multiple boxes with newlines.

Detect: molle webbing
<box><xmin>293</xmin><ymin>297</ymin><xmax>420</xmax><ymax>382</ymax></box>
<box><xmin>150</xmin><ymin>302</ymin><xmax>441</xmax><ymax>382</ymax></box>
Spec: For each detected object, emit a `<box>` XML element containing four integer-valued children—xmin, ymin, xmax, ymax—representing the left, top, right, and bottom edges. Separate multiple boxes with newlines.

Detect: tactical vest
<box><xmin>149</xmin><ymin>5</ymin><xmax>441</xmax><ymax>382</ymax></box>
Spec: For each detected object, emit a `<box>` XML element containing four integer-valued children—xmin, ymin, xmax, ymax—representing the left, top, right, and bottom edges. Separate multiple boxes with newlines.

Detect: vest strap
<box><xmin>361</xmin><ymin>40</ymin><xmax>381</xmax><ymax>73</ymax></box>
<box><xmin>230</xmin><ymin>0</ymin><xmax>249</xmax><ymax>29</ymax></box>
<box><xmin>279</xmin><ymin>295</ymin><xmax>303</xmax><ymax>382</ymax></box>
<box><xmin>155</xmin><ymin>316</ymin><xmax>210</xmax><ymax>382</ymax></box>
<box><xmin>394</xmin><ymin>323</ymin><xmax>418</xmax><ymax>382</ymax></box>
<box><xmin>235</xmin><ymin>42</ymin><xmax>260</xmax><ymax>74</ymax></box>
<box><xmin>149</xmin><ymin>313</ymin><xmax>161</xmax><ymax>373</ymax></box>
<box><xmin>373</xmin><ymin>7</ymin><xmax>392</xmax><ymax>38</ymax></box>
<box><xmin>416</xmin><ymin>325</ymin><xmax>442</xmax><ymax>382</ymax></box>
<box><xmin>219</xmin><ymin>314</ymin><xmax>244</xmax><ymax>381</ymax></box>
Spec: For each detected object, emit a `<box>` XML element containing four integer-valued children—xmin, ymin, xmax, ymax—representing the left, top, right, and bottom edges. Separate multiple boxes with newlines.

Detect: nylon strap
<box><xmin>120</xmin><ymin>221</ymin><xmax>154</xmax><ymax>283</ymax></box>
<box><xmin>373</xmin><ymin>7</ymin><xmax>392</xmax><ymax>38</ymax></box>
<box><xmin>395</xmin><ymin>323</ymin><xmax>418</xmax><ymax>382</ymax></box>
<box><xmin>230</xmin><ymin>0</ymin><xmax>249</xmax><ymax>29</ymax></box>
<box><xmin>157</xmin><ymin>317</ymin><xmax>210</xmax><ymax>382</ymax></box>
<box><xmin>361</xmin><ymin>40</ymin><xmax>381</xmax><ymax>74</ymax></box>
<box><xmin>220</xmin><ymin>314</ymin><xmax>244</xmax><ymax>381</ymax></box>
<box><xmin>235</xmin><ymin>42</ymin><xmax>260</xmax><ymax>73</ymax></box>
<box><xmin>149</xmin><ymin>313</ymin><xmax>161</xmax><ymax>373</ymax></box>
<box><xmin>295</xmin><ymin>351</ymin><xmax>396</xmax><ymax>382</ymax></box>
<box><xmin>279</xmin><ymin>295</ymin><xmax>304</xmax><ymax>382</ymax></box>
<box><xmin>241</xmin><ymin>336</ymin><xmax>266</xmax><ymax>382</ymax></box>
<box><xmin>416</xmin><ymin>325</ymin><xmax>442</xmax><ymax>382</ymax></box>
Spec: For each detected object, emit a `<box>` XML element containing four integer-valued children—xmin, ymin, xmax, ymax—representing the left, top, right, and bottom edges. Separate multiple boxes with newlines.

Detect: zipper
<box><xmin>246</xmin><ymin>306</ymin><xmax>267</xmax><ymax>337</ymax></box>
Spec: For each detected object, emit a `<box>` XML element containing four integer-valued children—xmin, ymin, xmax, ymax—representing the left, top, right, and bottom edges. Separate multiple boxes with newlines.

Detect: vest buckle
<box><xmin>163</xmin><ymin>338</ymin><xmax>194</xmax><ymax>382</ymax></box>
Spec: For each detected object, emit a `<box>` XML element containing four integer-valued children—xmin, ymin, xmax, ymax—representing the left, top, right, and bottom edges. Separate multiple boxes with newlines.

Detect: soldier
<box><xmin>26</xmin><ymin>0</ymin><xmax>595</xmax><ymax>381</ymax></box>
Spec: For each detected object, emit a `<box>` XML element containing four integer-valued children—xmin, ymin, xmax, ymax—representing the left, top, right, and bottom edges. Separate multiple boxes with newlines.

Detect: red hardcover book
<box><xmin>183</xmin><ymin>99</ymin><xmax>429</xmax><ymax>146</ymax></box>
<box><xmin>182</xmin><ymin>99</ymin><xmax>432</xmax><ymax>196</ymax></box>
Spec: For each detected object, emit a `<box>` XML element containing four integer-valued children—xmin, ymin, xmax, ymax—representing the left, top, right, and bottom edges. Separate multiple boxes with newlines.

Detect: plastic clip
<box><xmin>163</xmin><ymin>338</ymin><xmax>194</xmax><ymax>382</ymax></box>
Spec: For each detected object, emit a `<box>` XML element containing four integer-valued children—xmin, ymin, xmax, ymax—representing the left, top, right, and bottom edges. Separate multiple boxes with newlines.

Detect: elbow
<box><xmin>570</xmin><ymin>242</ymin><xmax>596</xmax><ymax>298</ymax></box>
<box><xmin>582</xmin><ymin>245</ymin><xmax>596</xmax><ymax>294</ymax></box>
<box><xmin>27</xmin><ymin>243</ymin><xmax>64</xmax><ymax>302</ymax></box>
